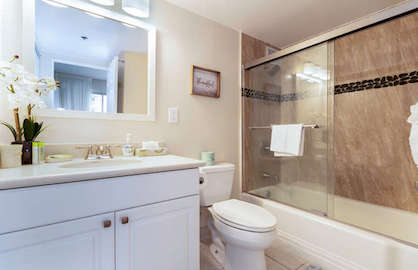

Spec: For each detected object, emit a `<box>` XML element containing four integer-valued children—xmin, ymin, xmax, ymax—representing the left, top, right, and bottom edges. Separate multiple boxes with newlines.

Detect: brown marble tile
<box><xmin>334</xmin><ymin>11</ymin><xmax>418</xmax><ymax>213</ymax></box>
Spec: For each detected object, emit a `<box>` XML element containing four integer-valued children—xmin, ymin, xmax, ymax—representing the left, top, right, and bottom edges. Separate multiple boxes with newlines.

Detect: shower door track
<box><xmin>243</xmin><ymin>1</ymin><xmax>417</xmax><ymax>70</ymax></box>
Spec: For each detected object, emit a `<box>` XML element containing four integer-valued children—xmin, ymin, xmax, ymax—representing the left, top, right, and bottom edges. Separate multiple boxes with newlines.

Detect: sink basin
<box><xmin>60</xmin><ymin>159</ymin><xmax>142</xmax><ymax>169</ymax></box>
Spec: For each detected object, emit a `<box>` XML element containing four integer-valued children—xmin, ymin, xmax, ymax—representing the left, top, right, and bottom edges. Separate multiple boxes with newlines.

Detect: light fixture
<box><xmin>85</xmin><ymin>11</ymin><xmax>105</xmax><ymax>19</ymax></box>
<box><xmin>89</xmin><ymin>0</ymin><xmax>115</xmax><ymax>6</ymax></box>
<box><xmin>42</xmin><ymin>0</ymin><xmax>67</xmax><ymax>8</ymax></box>
<box><xmin>122</xmin><ymin>0</ymin><xmax>150</xmax><ymax>18</ymax></box>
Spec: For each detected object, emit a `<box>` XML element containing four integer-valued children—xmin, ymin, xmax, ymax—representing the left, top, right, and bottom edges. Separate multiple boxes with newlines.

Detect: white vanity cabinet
<box><xmin>0</xmin><ymin>169</ymin><xmax>200</xmax><ymax>270</ymax></box>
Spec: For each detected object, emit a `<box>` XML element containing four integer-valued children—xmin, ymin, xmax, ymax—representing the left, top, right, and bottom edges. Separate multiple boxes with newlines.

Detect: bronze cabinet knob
<box><xmin>121</xmin><ymin>216</ymin><xmax>129</xmax><ymax>224</ymax></box>
<box><xmin>103</xmin><ymin>220</ymin><xmax>112</xmax><ymax>228</ymax></box>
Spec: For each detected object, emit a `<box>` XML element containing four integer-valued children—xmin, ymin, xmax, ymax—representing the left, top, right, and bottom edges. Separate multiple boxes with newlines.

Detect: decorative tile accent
<box><xmin>242</xmin><ymin>70</ymin><xmax>417</xmax><ymax>102</ymax></box>
<box><xmin>335</xmin><ymin>70</ymin><xmax>417</xmax><ymax>95</ymax></box>
<box><xmin>241</xmin><ymin>88</ymin><xmax>317</xmax><ymax>103</ymax></box>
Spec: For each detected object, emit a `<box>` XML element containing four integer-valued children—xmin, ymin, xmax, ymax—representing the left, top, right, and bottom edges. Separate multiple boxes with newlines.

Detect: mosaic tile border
<box><xmin>241</xmin><ymin>88</ymin><xmax>298</xmax><ymax>102</ymax></box>
<box><xmin>243</xmin><ymin>70</ymin><xmax>417</xmax><ymax>102</ymax></box>
<box><xmin>335</xmin><ymin>70</ymin><xmax>417</xmax><ymax>94</ymax></box>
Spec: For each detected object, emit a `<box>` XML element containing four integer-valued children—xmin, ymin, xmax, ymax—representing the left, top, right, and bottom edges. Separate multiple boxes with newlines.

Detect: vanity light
<box><xmin>42</xmin><ymin>0</ymin><xmax>67</xmax><ymax>8</ymax></box>
<box><xmin>122</xmin><ymin>0</ymin><xmax>150</xmax><ymax>18</ymax></box>
<box><xmin>85</xmin><ymin>11</ymin><xmax>105</xmax><ymax>19</ymax></box>
<box><xmin>89</xmin><ymin>0</ymin><xmax>115</xmax><ymax>6</ymax></box>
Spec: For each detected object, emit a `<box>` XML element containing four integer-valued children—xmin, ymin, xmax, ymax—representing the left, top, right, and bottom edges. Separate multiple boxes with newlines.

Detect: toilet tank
<box><xmin>199</xmin><ymin>163</ymin><xmax>235</xmax><ymax>206</ymax></box>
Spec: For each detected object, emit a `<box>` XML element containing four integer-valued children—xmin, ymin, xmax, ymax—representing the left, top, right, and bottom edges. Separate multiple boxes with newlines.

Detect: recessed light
<box><xmin>122</xmin><ymin>23</ymin><xmax>136</xmax><ymax>29</ymax></box>
<box><xmin>85</xmin><ymin>12</ymin><xmax>105</xmax><ymax>19</ymax></box>
<box><xmin>42</xmin><ymin>0</ymin><xmax>67</xmax><ymax>8</ymax></box>
<box><xmin>89</xmin><ymin>0</ymin><xmax>115</xmax><ymax>6</ymax></box>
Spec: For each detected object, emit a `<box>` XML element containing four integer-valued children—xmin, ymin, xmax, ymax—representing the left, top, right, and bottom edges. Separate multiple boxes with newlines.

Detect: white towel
<box><xmin>270</xmin><ymin>124</ymin><xmax>305</xmax><ymax>157</ymax></box>
<box><xmin>407</xmin><ymin>103</ymin><xmax>418</xmax><ymax>167</ymax></box>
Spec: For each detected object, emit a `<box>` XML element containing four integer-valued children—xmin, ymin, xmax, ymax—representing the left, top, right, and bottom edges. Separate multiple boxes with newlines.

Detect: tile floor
<box><xmin>200</xmin><ymin>226</ymin><xmax>312</xmax><ymax>270</ymax></box>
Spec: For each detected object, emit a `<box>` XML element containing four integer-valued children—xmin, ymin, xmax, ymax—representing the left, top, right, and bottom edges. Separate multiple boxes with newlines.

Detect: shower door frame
<box><xmin>243</xmin><ymin>1</ymin><xmax>417</xmax><ymax>70</ymax></box>
<box><xmin>241</xmin><ymin>1</ymin><xmax>417</xmax><ymax>215</ymax></box>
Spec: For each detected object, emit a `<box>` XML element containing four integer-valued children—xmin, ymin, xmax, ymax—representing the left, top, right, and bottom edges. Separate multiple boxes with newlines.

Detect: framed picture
<box><xmin>191</xmin><ymin>65</ymin><xmax>221</xmax><ymax>98</ymax></box>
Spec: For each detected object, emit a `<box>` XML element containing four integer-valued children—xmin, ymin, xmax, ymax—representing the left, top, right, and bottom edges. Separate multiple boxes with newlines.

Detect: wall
<box><xmin>334</xmin><ymin>11</ymin><xmax>418</xmax><ymax>213</ymax></box>
<box><xmin>0</xmin><ymin>0</ymin><xmax>241</xmax><ymax>195</ymax></box>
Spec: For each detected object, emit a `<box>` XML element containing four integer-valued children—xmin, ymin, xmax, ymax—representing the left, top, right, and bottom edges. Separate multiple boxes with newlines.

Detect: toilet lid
<box><xmin>212</xmin><ymin>199</ymin><xmax>277</xmax><ymax>232</ymax></box>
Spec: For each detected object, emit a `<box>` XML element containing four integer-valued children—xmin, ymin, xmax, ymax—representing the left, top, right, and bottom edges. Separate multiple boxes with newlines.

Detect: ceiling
<box><xmin>35</xmin><ymin>0</ymin><xmax>148</xmax><ymax>67</ymax></box>
<box><xmin>165</xmin><ymin>0</ymin><xmax>404</xmax><ymax>48</ymax></box>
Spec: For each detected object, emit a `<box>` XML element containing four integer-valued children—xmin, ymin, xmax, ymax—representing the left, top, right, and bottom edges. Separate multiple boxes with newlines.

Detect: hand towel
<box><xmin>270</xmin><ymin>124</ymin><xmax>305</xmax><ymax>157</ymax></box>
<box><xmin>408</xmin><ymin>103</ymin><xmax>418</xmax><ymax>167</ymax></box>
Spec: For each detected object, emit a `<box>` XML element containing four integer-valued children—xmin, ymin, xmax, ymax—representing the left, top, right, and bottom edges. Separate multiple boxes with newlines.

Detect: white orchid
<box><xmin>0</xmin><ymin>55</ymin><xmax>58</xmax><ymax>143</ymax></box>
<box><xmin>0</xmin><ymin>55</ymin><xmax>56</xmax><ymax>111</ymax></box>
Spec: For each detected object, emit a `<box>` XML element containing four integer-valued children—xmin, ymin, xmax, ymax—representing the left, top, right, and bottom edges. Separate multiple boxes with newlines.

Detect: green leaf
<box><xmin>23</xmin><ymin>118</ymin><xmax>34</xmax><ymax>141</ymax></box>
<box><xmin>1</xmin><ymin>121</ymin><xmax>18</xmax><ymax>141</ymax></box>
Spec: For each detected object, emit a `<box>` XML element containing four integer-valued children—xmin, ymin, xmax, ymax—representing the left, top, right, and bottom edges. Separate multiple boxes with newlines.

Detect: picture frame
<box><xmin>191</xmin><ymin>65</ymin><xmax>221</xmax><ymax>98</ymax></box>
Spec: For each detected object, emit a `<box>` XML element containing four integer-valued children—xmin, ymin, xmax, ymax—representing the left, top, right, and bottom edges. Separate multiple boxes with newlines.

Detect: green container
<box><xmin>201</xmin><ymin>152</ymin><xmax>215</xmax><ymax>166</ymax></box>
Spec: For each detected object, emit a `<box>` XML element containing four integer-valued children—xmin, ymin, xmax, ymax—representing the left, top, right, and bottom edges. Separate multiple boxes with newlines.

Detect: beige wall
<box><xmin>0</xmin><ymin>0</ymin><xmax>241</xmax><ymax>195</ymax></box>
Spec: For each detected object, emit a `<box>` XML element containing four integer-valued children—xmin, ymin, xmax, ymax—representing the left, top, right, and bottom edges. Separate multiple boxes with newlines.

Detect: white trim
<box><xmin>53</xmin><ymin>58</ymin><xmax>107</xmax><ymax>71</ymax></box>
<box><xmin>27</xmin><ymin>0</ymin><xmax>157</xmax><ymax>121</ymax></box>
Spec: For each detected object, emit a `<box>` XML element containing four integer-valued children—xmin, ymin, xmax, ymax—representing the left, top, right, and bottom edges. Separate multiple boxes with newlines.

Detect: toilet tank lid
<box><xmin>199</xmin><ymin>163</ymin><xmax>235</xmax><ymax>173</ymax></box>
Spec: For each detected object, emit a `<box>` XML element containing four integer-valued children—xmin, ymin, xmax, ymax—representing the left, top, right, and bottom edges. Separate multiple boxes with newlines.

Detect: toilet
<box><xmin>199</xmin><ymin>163</ymin><xmax>277</xmax><ymax>270</ymax></box>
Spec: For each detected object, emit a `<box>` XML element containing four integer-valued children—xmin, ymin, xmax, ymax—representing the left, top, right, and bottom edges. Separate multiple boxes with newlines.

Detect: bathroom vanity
<box><xmin>0</xmin><ymin>155</ymin><xmax>205</xmax><ymax>270</ymax></box>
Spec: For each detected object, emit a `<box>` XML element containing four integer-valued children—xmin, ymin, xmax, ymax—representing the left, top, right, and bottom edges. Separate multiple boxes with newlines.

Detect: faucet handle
<box><xmin>76</xmin><ymin>145</ymin><xmax>94</xmax><ymax>160</ymax></box>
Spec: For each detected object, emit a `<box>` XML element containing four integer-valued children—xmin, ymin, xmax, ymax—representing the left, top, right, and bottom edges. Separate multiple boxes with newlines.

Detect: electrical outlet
<box><xmin>168</xmin><ymin>107</ymin><xmax>178</xmax><ymax>123</ymax></box>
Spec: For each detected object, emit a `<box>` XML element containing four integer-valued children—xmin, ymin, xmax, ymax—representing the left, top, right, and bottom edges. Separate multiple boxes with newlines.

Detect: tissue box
<box><xmin>135</xmin><ymin>147</ymin><xmax>168</xmax><ymax>157</ymax></box>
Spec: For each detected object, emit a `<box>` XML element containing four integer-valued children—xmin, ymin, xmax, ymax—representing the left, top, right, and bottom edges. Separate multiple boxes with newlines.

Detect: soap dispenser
<box><xmin>122</xmin><ymin>133</ymin><xmax>134</xmax><ymax>157</ymax></box>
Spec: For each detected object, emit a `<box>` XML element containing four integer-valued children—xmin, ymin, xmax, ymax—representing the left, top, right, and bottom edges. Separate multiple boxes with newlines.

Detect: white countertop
<box><xmin>0</xmin><ymin>155</ymin><xmax>206</xmax><ymax>190</ymax></box>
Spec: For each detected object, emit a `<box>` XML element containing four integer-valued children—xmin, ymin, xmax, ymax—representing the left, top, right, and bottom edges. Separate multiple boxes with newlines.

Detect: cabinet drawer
<box><xmin>0</xmin><ymin>169</ymin><xmax>199</xmax><ymax>234</ymax></box>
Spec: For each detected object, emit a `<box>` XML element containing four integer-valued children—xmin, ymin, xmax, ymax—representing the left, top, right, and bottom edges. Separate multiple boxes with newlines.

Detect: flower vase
<box><xmin>22</xmin><ymin>141</ymin><xmax>33</xmax><ymax>165</ymax></box>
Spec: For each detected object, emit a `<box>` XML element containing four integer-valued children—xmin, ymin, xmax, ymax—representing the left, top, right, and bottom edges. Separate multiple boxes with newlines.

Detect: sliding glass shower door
<box><xmin>242</xmin><ymin>42</ymin><xmax>333</xmax><ymax>215</ymax></box>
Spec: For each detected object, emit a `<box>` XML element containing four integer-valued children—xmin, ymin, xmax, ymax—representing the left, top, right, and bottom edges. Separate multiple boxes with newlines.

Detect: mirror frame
<box><xmin>28</xmin><ymin>0</ymin><xmax>157</xmax><ymax>121</ymax></box>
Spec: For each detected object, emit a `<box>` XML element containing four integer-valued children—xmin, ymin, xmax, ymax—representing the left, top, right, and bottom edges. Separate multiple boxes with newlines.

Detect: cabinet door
<box><xmin>0</xmin><ymin>213</ymin><xmax>115</xmax><ymax>270</ymax></box>
<box><xmin>116</xmin><ymin>195</ymin><xmax>199</xmax><ymax>270</ymax></box>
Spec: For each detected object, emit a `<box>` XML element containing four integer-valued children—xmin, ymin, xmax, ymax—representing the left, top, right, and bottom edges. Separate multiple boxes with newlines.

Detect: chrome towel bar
<box><xmin>249</xmin><ymin>124</ymin><xmax>319</xmax><ymax>130</ymax></box>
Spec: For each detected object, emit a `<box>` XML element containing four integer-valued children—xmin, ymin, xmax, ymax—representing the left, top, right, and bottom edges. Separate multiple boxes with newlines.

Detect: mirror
<box><xmin>34</xmin><ymin>0</ymin><xmax>156</xmax><ymax>121</ymax></box>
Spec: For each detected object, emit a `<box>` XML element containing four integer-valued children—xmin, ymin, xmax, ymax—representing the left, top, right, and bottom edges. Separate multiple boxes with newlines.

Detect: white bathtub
<box><xmin>240</xmin><ymin>189</ymin><xmax>418</xmax><ymax>270</ymax></box>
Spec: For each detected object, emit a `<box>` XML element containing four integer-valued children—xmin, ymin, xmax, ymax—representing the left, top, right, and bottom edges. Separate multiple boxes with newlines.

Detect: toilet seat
<box><xmin>212</xmin><ymin>199</ymin><xmax>277</xmax><ymax>233</ymax></box>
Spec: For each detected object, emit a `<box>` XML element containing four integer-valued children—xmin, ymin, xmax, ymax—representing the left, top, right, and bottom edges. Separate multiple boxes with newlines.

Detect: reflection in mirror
<box><xmin>35</xmin><ymin>0</ymin><xmax>149</xmax><ymax>115</ymax></box>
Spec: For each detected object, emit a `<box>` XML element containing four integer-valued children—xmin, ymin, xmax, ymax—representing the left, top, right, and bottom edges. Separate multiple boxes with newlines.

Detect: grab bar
<box><xmin>249</xmin><ymin>124</ymin><xmax>319</xmax><ymax>130</ymax></box>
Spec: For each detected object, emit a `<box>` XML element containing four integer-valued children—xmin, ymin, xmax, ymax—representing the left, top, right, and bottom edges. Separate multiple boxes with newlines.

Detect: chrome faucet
<box><xmin>77</xmin><ymin>144</ymin><xmax>115</xmax><ymax>160</ymax></box>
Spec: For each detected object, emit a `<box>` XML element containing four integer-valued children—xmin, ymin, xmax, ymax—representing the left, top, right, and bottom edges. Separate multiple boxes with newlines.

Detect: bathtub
<box><xmin>240</xmin><ymin>187</ymin><xmax>418</xmax><ymax>270</ymax></box>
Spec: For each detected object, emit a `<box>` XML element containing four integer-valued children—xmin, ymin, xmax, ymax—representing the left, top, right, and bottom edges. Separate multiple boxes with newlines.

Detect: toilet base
<box><xmin>224</xmin><ymin>244</ymin><xmax>267</xmax><ymax>270</ymax></box>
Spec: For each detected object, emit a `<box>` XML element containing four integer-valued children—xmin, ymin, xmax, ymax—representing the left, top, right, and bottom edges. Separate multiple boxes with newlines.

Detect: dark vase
<box><xmin>22</xmin><ymin>141</ymin><xmax>32</xmax><ymax>165</ymax></box>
